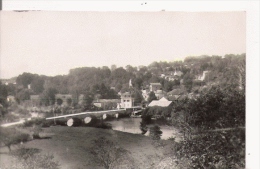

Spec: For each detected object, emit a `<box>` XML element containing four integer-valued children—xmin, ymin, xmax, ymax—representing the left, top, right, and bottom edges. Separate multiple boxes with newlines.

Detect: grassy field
<box><xmin>0</xmin><ymin>126</ymin><xmax>174</xmax><ymax>169</ymax></box>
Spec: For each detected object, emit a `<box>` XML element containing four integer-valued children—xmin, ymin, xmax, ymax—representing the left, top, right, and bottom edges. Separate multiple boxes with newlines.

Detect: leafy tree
<box><xmin>81</xmin><ymin>92</ymin><xmax>94</xmax><ymax>111</ymax></box>
<box><xmin>133</xmin><ymin>90</ymin><xmax>143</xmax><ymax>104</ymax></box>
<box><xmin>16</xmin><ymin>72</ymin><xmax>35</xmax><ymax>88</ymax></box>
<box><xmin>0</xmin><ymin>81</ymin><xmax>8</xmax><ymax>109</ymax></box>
<box><xmin>90</xmin><ymin>137</ymin><xmax>134</xmax><ymax>169</ymax></box>
<box><xmin>147</xmin><ymin>91</ymin><xmax>157</xmax><ymax>103</ymax></box>
<box><xmin>31</xmin><ymin>76</ymin><xmax>44</xmax><ymax>94</ymax></box>
<box><xmin>182</xmin><ymin>72</ymin><xmax>193</xmax><ymax>93</ymax></box>
<box><xmin>163</xmin><ymin>80</ymin><xmax>173</xmax><ymax>92</ymax></box>
<box><xmin>56</xmin><ymin>98</ymin><xmax>63</xmax><ymax>106</ymax></box>
<box><xmin>40</xmin><ymin>88</ymin><xmax>58</xmax><ymax>106</ymax></box>
<box><xmin>140</xmin><ymin>121</ymin><xmax>148</xmax><ymax>135</ymax></box>
<box><xmin>149</xmin><ymin>125</ymin><xmax>163</xmax><ymax>140</ymax></box>
<box><xmin>15</xmin><ymin>88</ymin><xmax>31</xmax><ymax>103</ymax></box>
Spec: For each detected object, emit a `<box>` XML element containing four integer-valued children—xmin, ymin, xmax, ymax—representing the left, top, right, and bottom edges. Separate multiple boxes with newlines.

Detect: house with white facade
<box><xmin>120</xmin><ymin>92</ymin><xmax>134</xmax><ymax>109</ymax></box>
<box><xmin>148</xmin><ymin>97</ymin><xmax>172</xmax><ymax>107</ymax></box>
<box><xmin>197</xmin><ymin>71</ymin><xmax>209</xmax><ymax>81</ymax></box>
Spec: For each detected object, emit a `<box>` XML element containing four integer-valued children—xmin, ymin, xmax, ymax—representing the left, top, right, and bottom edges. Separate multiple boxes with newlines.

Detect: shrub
<box><xmin>23</xmin><ymin>118</ymin><xmax>46</xmax><ymax>127</ymax></box>
<box><xmin>149</xmin><ymin>125</ymin><xmax>163</xmax><ymax>140</ymax></box>
<box><xmin>6</xmin><ymin>147</ymin><xmax>60</xmax><ymax>169</ymax></box>
<box><xmin>139</xmin><ymin>121</ymin><xmax>148</xmax><ymax>135</ymax></box>
<box><xmin>89</xmin><ymin>137</ymin><xmax>134</xmax><ymax>169</ymax></box>
<box><xmin>95</xmin><ymin>122</ymin><xmax>112</xmax><ymax>129</ymax></box>
<box><xmin>141</xmin><ymin>115</ymin><xmax>152</xmax><ymax>124</ymax></box>
<box><xmin>0</xmin><ymin>128</ymin><xmax>30</xmax><ymax>151</ymax></box>
<box><xmin>10</xmin><ymin>147</ymin><xmax>41</xmax><ymax>160</ymax></box>
<box><xmin>172</xmin><ymin>128</ymin><xmax>245</xmax><ymax>169</ymax></box>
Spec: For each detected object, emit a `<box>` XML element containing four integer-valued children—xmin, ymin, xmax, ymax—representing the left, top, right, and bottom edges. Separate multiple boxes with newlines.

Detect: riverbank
<box><xmin>0</xmin><ymin>126</ymin><xmax>175</xmax><ymax>169</ymax></box>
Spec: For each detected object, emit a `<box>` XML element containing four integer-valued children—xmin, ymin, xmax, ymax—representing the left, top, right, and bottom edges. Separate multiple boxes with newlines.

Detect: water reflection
<box><xmin>109</xmin><ymin>118</ymin><xmax>181</xmax><ymax>140</ymax></box>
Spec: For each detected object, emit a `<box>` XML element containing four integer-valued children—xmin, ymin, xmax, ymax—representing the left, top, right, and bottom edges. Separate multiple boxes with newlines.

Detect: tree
<box><xmin>133</xmin><ymin>90</ymin><xmax>143</xmax><ymax>104</ymax></box>
<box><xmin>0</xmin><ymin>81</ymin><xmax>8</xmax><ymax>109</ymax></box>
<box><xmin>15</xmin><ymin>88</ymin><xmax>30</xmax><ymax>103</ymax></box>
<box><xmin>31</xmin><ymin>77</ymin><xmax>44</xmax><ymax>94</ymax></box>
<box><xmin>66</xmin><ymin>98</ymin><xmax>72</xmax><ymax>106</ymax></box>
<box><xmin>90</xmin><ymin>137</ymin><xmax>134</xmax><ymax>169</ymax></box>
<box><xmin>56</xmin><ymin>98</ymin><xmax>63</xmax><ymax>106</ymax></box>
<box><xmin>16</xmin><ymin>72</ymin><xmax>35</xmax><ymax>88</ymax></box>
<box><xmin>40</xmin><ymin>88</ymin><xmax>58</xmax><ymax>106</ymax></box>
<box><xmin>81</xmin><ymin>92</ymin><xmax>94</xmax><ymax>111</ymax></box>
<box><xmin>182</xmin><ymin>72</ymin><xmax>193</xmax><ymax>93</ymax></box>
<box><xmin>149</xmin><ymin>125</ymin><xmax>163</xmax><ymax>140</ymax></box>
<box><xmin>140</xmin><ymin>121</ymin><xmax>148</xmax><ymax>135</ymax></box>
<box><xmin>147</xmin><ymin>91</ymin><xmax>157</xmax><ymax>103</ymax></box>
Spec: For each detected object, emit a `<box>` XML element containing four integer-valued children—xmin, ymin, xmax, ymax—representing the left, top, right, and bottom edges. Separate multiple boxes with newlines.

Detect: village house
<box><xmin>148</xmin><ymin>97</ymin><xmax>172</xmax><ymax>107</ymax></box>
<box><xmin>119</xmin><ymin>92</ymin><xmax>134</xmax><ymax>109</ymax></box>
<box><xmin>149</xmin><ymin>83</ymin><xmax>162</xmax><ymax>92</ymax></box>
<box><xmin>7</xmin><ymin>95</ymin><xmax>16</xmax><ymax>103</ymax></box>
<box><xmin>197</xmin><ymin>71</ymin><xmax>209</xmax><ymax>81</ymax></box>
<box><xmin>167</xmin><ymin>89</ymin><xmax>184</xmax><ymax>98</ymax></box>
<box><xmin>173</xmin><ymin>70</ymin><xmax>183</xmax><ymax>77</ymax></box>
<box><xmin>93</xmin><ymin>99</ymin><xmax>120</xmax><ymax>110</ymax></box>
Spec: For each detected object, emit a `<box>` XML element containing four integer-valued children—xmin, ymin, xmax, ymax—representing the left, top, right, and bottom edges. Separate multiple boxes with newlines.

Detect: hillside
<box><xmin>0</xmin><ymin>126</ymin><xmax>172</xmax><ymax>169</ymax></box>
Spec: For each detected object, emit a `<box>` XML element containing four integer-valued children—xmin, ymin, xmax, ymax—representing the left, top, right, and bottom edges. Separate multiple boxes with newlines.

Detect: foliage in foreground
<box><xmin>89</xmin><ymin>136</ymin><xmax>135</xmax><ymax>169</ymax></box>
<box><xmin>169</xmin><ymin>86</ymin><xmax>245</xmax><ymax>169</ymax></box>
<box><xmin>149</xmin><ymin>125</ymin><xmax>163</xmax><ymax>140</ymax></box>
<box><xmin>0</xmin><ymin>127</ymin><xmax>30</xmax><ymax>151</ymax></box>
<box><xmin>171</xmin><ymin>128</ymin><xmax>245</xmax><ymax>169</ymax></box>
<box><xmin>3</xmin><ymin>147</ymin><xmax>60</xmax><ymax>169</ymax></box>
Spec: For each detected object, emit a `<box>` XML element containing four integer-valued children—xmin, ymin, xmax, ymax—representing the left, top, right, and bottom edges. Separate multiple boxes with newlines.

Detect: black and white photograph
<box><xmin>0</xmin><ymin>1</ymin><xmax>259</xmax><ymax>169</ymax></box>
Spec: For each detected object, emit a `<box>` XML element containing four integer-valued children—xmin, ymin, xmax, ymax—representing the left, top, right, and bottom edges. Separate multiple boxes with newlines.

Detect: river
<box><xmin>109</xmin><ymin>117</ymin><xmax>182</xmax><ymax>141</ymax></box>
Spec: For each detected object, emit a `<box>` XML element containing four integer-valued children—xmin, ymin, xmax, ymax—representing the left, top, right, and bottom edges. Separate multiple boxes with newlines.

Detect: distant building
<box><xmin>148</xmin><ymin>97</ymin><xmax>172</xmax><ymax>107</ymax></box>
<box><xmin>141</xmin><ymin>89</ymin><xmax>150</xmax><ymax>101</ymax></box>
<box><xmin>93</xmin><ymin>99</ymin><xmax>120</xmax><ymax>110</ymax></box>
<box><xmin>154</xmin><ymin>90</ymin><xmax>167</xmax><ymax>100</ymax></box>
<box><xmin>7</xmin><ymin>95</ymin><xmax>16</xmax><ymax>103</ymax></box>
<box><xmin>197</xmin><ymin>71</ymin><xmax>209</xmax><ymax>81</ymax></box>
<box><xmin>173</xmin><ymin>70</ymin><xmax>183</xmax><ymax>77</ymax></box>
<box><xmin>149</xmin><ymin>83</ymin><xmax>162</xmax><ymax>92</ymax></box>
<box><xmin>167</xmin><ymin>89</ymin><xmax>184</xmax><ymax>98</ymax></box>
<box><xmin>120</xmin><ymin>92</ymin><xmax>134</xmax><ymax>108</ymax></box>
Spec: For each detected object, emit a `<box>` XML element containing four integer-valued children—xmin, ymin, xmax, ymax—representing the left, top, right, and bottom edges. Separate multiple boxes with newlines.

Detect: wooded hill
<box><xmin>0</xmin><ymin>53</ymin><xmax>245</xmax><ymax>107</ymax></box>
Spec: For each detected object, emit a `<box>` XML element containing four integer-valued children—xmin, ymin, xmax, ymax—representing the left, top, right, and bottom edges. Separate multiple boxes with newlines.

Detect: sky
<box><xmin>0</xmin><ymin>11</ymin><xmax>246</xmax><ymax>79</ymax></box>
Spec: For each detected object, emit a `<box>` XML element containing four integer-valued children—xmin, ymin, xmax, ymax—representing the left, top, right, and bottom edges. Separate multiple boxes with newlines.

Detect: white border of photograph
<box><xmin>1</xmin><ymin>1</ymin><xmax>259</xmax><ymax>168</ymax></box>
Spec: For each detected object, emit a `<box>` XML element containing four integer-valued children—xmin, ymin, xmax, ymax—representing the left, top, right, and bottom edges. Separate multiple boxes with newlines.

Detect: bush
<box><xmin>6</xmin><ymin>147</ymin><xmax>60</xmax><ymax>169</ymax></box>
<box><xmin>139</xmin><ymin>121</ymin><xmax>148</xmax><ymax>135</ymax></box>
<box><xmin>0</xmin><ymin>128</ymin><xmax>30</xmax><ymax>151</ymax></box>
<box><xmin>141</xmin><ymin>115</ymin><xmax>152</xmax><ymax>124</ymax></box>
<box><xmin>95</xmin><ymin>122</ymin><xmax>112</xmax><ymax>129</ymax></box>
<box><xmin>172</xmin><ymin>128</ymin><xmax>245</xmax><ymax>169</ymax></box>
<box><xmin>10</xmin><ymin>147</ymin><xmax>41</xmax><ymax>160</ymax></box>
<box><xmin>90</xmin><ymin>137</ymin><xmax>134</xmax><ymax>169</ymax></box>
<box><xmin>149</xmin><ymin>125</ymin><xmax>163</xmax><ymax>140</ymax></box>
<box><xmin>23</xmin><ymin>118</ymin><xmax>46</xmax><ymax>127</ymax></box>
